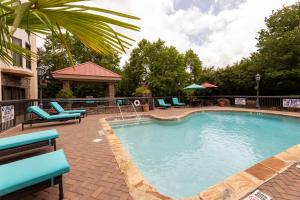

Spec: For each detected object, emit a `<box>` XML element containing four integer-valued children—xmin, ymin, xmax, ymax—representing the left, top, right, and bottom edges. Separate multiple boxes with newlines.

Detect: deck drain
<box><xmin>93</xmin><ymin>138</ymin><xmax>102</xmax><ymax>143</ymax></box>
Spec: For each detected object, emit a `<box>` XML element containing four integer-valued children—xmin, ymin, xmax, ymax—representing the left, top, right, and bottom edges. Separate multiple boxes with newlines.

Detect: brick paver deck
<box><xmin>0</xmin><ymin>114</ymin><xmax>133</xmax><ymax>200</ymax></box>
<box><xmin>259</xmin><ymin>164</ymin><xmax>300</xmax><ymax>200</ymax></box>
<box><xmin>1</xmin><ymin>107</ymin><xmax>300</xmax><ymax>200</ymax></box>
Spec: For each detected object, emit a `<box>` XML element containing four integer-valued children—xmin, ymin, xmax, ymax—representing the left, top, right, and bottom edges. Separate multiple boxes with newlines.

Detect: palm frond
<box><xmin>0</xmin><ymin>0</ymin><xmax>140</xmax><ymax>64</ymax></box>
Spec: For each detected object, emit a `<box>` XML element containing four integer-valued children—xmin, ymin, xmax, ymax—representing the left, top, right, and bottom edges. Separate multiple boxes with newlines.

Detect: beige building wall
<box><xmin>0</xmin><ymin>29</ymin><xmax>38</xmax><ymax>101</ymax></box>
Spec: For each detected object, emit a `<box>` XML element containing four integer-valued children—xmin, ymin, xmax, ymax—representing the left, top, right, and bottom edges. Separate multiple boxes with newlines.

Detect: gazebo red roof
<box><xmin>52</xmin><ymin>62</ymin><xmax>121</xmax><ymax>82</ymax></box>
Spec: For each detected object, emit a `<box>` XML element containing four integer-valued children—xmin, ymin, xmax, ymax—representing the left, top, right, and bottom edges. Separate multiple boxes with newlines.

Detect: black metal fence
<box><xmin>155</xmin><ymin>95</ymin><xmax>300</xmax><ymax>111</ymax></box>
<box><xmin>1</xmin><ymin>96</ymin><xmax>300</xmax><ymax>132</ymax></box>
<box><xmin>0</xmin><ymin>99</ymin><xmax>38</xmax><ymax>132</ymax></box>
<box><xmin>41</xmin><ymin>97</ymin><xmax>155</xmax><ymax>110</ymax></box>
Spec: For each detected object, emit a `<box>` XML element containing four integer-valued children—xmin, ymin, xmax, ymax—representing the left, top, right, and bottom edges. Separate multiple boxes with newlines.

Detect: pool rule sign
<box><xmin>244</xmin><ymin>190</ymin><xmax>272</xmax><ymax>200</ymax></box>
<box><xmin>1</xmin><ymin>105</ymin><xmax>14</xmax><ymax>123</ymax></box>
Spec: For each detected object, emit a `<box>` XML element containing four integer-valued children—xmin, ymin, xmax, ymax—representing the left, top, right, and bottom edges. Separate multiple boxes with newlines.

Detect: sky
<box><xmin>38</xmin><ymin>0</ymin><xmax>298</xmax><ymax>68</ymax></box>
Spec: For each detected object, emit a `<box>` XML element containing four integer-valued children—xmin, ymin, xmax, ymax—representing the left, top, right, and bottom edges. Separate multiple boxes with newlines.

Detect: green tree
<box><xmin>120</xmin><ymin>39</ymin><xmax>192</xmax><ymax>96</ymax></box>
<box><xmin>255</xmin><ymin>3</ymin><xmax>300</xmax><ymax>95</ymax></box>
<box><xmin>184</xmin><ymin>49</ymin><xmax>202</xmax><ymax>82</ymax></box>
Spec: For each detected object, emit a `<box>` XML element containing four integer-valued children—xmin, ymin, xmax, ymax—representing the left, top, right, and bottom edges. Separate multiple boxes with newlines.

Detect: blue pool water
<box><xmin>110</xmin><ymin>112</ymin><xmax>300</xmax><ymax>198</ymax></box>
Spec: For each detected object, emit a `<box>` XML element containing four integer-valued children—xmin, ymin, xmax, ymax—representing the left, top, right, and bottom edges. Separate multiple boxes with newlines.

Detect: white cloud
<box><xmin>37</xmin><ymin>0</ymin><xmax>298</xmax><ymax>68</ymax></box>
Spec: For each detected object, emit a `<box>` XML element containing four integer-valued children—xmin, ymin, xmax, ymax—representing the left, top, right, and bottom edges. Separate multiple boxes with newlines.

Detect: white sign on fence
<box><xmin>235</xmin><ymin>98</ymin><xmax>246</xmax><ymax>105</ymax></box>
<box><xmin>282</xmin><ymin>99</ymin><xmax>300</xmax><ymax>108</ymax></box>
<box><xmin>1</xmin><ymin>105</ymin><xmax>14</xmax><ymax>123</ymax></box>
<box><xmin>244</xmin><ymin>190</ymin><xmax>272</xmax><ymax>200</ymax></box>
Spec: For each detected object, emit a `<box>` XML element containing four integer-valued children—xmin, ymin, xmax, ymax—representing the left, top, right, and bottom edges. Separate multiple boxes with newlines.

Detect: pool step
<box><xmin>108</xmin><ymin>117</ymin><xmax>153</xmax><ymax>128</ymax></box>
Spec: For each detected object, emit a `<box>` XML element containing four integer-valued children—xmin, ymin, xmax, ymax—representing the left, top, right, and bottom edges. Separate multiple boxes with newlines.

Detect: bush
<box><xmin>56</xmin><ymin>88</ymin><xmax>75</xmax><ymax>98</ymax></box>
<box><xmin>134</xmin><ymin>86</ymin><xmax>151</xmax><ymax>97</ymax></box>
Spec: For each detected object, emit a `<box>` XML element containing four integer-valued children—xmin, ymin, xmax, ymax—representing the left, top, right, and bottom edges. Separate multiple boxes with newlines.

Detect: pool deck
<box><xmin>1</xmin><ymin>106</ymin><xmax>300</xmax><ymax>200</ymax></box>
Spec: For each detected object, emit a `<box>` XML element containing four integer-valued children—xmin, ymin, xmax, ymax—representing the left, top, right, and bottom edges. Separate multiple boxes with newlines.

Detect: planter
<box><xmin>142</xmin><ymin>104</ymin><xmax>149</xmax><ymax>112</ymax></box>
<box><xmin>218</xmin><ymin>101</ymin><xmax>225</xmax><ymax>107</ymax></box>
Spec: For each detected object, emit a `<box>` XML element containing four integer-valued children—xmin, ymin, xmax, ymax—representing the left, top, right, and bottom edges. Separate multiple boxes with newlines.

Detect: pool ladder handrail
<box><xmin>131</xmin><ymin>103</ymin><xmax>141</xmax><ymax>120</ymax></box>
<box><xmin>117</xmin><ymin>104</ymin><xmax>124</xmax><ymax>120</ymax></box>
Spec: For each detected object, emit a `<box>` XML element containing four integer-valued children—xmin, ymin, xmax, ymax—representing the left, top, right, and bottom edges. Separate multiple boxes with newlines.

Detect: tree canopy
<box><xmin>120</xmin><ymin>39</ymin><xmax>202</xmax><ymax>96</ymax></box>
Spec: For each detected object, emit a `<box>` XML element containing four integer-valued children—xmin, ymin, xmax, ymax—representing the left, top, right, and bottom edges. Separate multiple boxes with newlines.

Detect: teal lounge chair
<box><xmin>23</xmin><ymin>106</ymin><xmax>81</xmax><ymax>130</ymax></box>
<box><xmin>50</xmin><ymin>102</ymin><xmax>87</xmax><ymax>117</ymax></box>
<box><xmin>172</xmin><ymin>97</ymin><xmax>186</xmax><ymax>107</ymax></box>
<box><xmin>157</xmin><ymin>99</ymin><xmax>171</xmax><ymax>109</ymax></box>
<box><xmin>116</xmin><ymin>99</ymin><xmax>124</xmax><ymax>106</ymax></box>
<box><xmin>0</xmin><ymin>150</ymin><xmax>70</xmax><ymax>199</ymax></box>
<box><xmin>0</xmin><ymin>129</ymin><xmax>59</xmax><ymax>157</ymax></box>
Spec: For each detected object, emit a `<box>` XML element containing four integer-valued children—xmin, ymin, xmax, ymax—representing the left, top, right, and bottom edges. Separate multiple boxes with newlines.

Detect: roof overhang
<box><xmin>1</xmin><ymin>67</ymin><xmax>34</xmax><ymax>77</ymax></box>
<box><xmin>52</xmin><ymin>74</ymin><xmax>121</xmax><ymax>82</ymax></box>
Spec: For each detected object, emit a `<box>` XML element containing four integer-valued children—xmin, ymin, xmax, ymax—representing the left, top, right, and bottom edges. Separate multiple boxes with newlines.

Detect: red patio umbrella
<box><xmin>200</xmin><ymin>82</ymin><xmax>218</xmax><ymax>88</ymax></box>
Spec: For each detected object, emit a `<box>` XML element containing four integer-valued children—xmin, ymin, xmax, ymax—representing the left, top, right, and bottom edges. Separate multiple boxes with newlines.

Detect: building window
<box><xmin>2</xmin><ymin>86</ymin><xmax>25</xmax><ymax>100</ymax></box>
<box><xmin>12</xmin><ymin>37</ymin><xmax>23</xmax><ymax>67</ymax></box>
<box><xmin>25</xmin><ymin>43</ymin><xmax>31</xmax><ymax>69</ymax></box>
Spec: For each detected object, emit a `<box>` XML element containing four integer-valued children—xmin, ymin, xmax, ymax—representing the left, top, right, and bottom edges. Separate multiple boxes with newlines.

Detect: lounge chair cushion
<box><xmin>27</xmin><ymin>106</ymin><xmax>80</xmax><ymax>120</ymax></box>
<box><xmin>27</xmin><ymin>106</ymin><xmax>50</xmax><ymax>119</ymax></box>
<box><xmin>0</xmin><ymin>150</ymin><xmax>70</xmax><ymax>196</ymax></box>
<box><xmin>172</xmin><ymin>98</ymin><xmax>185</xmax><ymax>106</ymax></box>
<box><xmin>63</xmin><ymin>110</ymin><xmax>86</xmax><ymax>114</ymax></box>
<box><xmin>47</xmin><ymin>113</ymin><xmax>80</xmax><ymax>120</ymax></box>
<box><xmin>158</xmin><ymin>99</ymin><xmax>171</xmax><ymax>107</ymax></box>
<box><xmin>0</xmin><ymin>129</ymin><xmax>59</xmax><ymax>151</ymax></box>
<box><xmin>50</xmin><ymin>102</ymin><xmax>86</xmax><ymax>115</ymax></box>
<box><xmin>50</xmin><ymin>102</ymin><xmax>65</xmax><ymax>113</ymax></box>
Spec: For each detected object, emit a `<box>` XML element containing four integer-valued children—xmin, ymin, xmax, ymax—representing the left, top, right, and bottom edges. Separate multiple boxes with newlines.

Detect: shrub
<box><xmin>56</xmin><ymin>88</ymin><xmax>75</xmax><ymax>98</ymax></box>
<box><xmin>134</xmin><ymin>86</ymin><xmax>151</xmax><ymax>97</ymax></box>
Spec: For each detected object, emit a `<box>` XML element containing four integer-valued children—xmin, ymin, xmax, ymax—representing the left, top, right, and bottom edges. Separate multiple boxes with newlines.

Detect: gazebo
<box><xmin>52</xmin><ymin>62</ymin><xmax>121</xmax><ymax>98</ymax></box>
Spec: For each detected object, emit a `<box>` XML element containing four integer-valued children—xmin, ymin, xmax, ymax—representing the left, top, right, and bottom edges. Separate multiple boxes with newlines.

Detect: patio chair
<box><xmin>172</xmin><ymin>97</ymin><xmax>186</xmax><ymax>107</ymax></box>
<box><xmin>0</xmin><ymin>129</ymin><xmax>59</xmax><ymax>157</ymax></box>
<box><xmin>116</xmin><ymin>99</ymin><xmax>125</xmax><ymax>106</ymax></box>
<box><xmin>50</xmin><ymin>102</ymin><xmax>87</xmax><ymax>117</ymax></box>
<box><xmin>157</xmin><ymin>99</ymin><xmax>171</xmax><ymax>109</ymax></box>
<box><xmin>0</xmin><ymin>150</ymin><xmax>70</xmax><ymax>200</ymax></box>
<box><xmin>22</xmin><ymin>106</ymin><xmax>81</xmax><ymax>131</ymax></box>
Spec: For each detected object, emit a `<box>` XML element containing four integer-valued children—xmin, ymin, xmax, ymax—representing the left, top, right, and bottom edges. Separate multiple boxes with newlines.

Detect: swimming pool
<box><xmin>109</xmin><ymin>112</ymin><xmax>300</xmax><ymax>198</ymax></box>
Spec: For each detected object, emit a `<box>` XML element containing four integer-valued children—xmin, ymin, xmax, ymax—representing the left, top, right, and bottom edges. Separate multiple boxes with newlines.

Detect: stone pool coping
<box><xmin>99</xmin><ymin>107</ymin><xmax>300</xmax><ymax>200</ymax></box>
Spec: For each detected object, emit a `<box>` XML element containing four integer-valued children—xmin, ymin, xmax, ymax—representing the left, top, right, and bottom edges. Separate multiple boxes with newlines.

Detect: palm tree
<box><xmin>0</xmin><ymin>0</ymin><xmax>140</xmax><ymax>64</ymax></box>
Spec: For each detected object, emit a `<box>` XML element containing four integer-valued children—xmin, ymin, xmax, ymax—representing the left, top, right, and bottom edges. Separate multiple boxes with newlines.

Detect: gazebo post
<box><xmin>62</xmin><ymin>81</ymin><xmax>71</xmax><ymax>90</ymax></box>
<box><xmin>106</xmin><ymin>82</ymin><xmax>115</xmax><ymax>105</ymax></box>
<box><xmin>107</xmin><ymin>83</ymin><xmax>115</xmax><ymax>98</ymax></box>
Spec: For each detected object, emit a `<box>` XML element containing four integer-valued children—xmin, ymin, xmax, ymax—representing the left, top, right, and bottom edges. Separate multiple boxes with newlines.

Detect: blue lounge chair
<box><xmin>172</xmin><ymin>97</ymin><xmax>186</xmax><ymax>107</ymax></box>
<box><xmin>116</xmin><ymin>99</ymin><xmax>124</xmax><ymax>106</ymax></box>
<box><xmin>0</xmin><ymin>129</ymin><xmax>59</xmax><ymax>157</ymax></box>
<box><xmin>50</xmin><ymin>102</ymin><xmax>87</xmax><ymax>117</ymax></box>
<box><xmin>157</xmin><ymin>99</ymin><xmax>171</xmax><ymax>109</ymax></box>
<box><xmin>23</xmin><ymin>106</ymin><xmax>81</xmax><ymax>130</ymax></box>
<box><xmin>0</xmin><ymin>150</ymin><xmax>70</xmax><ymax>199</ymax></box>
